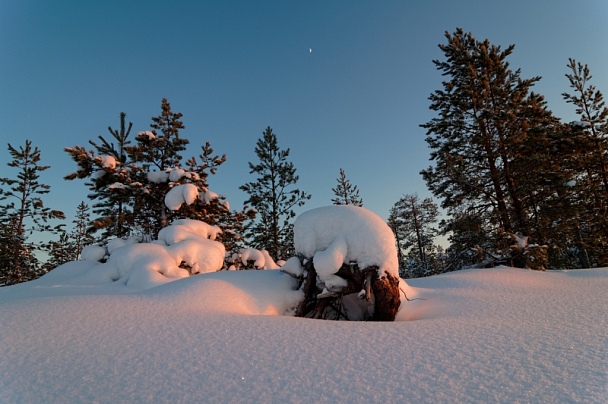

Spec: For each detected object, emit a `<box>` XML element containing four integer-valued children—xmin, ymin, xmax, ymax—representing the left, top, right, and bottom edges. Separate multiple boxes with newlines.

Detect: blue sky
<box><xmin>1</xmin><ymin>0</ymin><xmax>607</xmax><ymax>228</ymax></box>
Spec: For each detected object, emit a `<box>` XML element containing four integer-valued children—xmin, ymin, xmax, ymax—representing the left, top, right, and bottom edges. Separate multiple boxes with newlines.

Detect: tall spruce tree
<box><xmin>240</xmin><ymin>127</ymin><xmax>311</xmax><ymax>260</ymax></box>
<box><xmin>331</xmin><ymin>168</ymin><xmax>363</xmax><ymax>206</ymax></box>
<box><xmin>421</xmin><ymin>29</ymin><xmax>559</xmax><ymax>268</ymax></box>
<box><xmin>0</xmin><ymin>140</ymin><xmax>65</xmax><ymax>285</ymax></box>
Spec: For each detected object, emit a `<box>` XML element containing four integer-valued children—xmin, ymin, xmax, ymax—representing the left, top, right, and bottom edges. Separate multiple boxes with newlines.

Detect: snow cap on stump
<box><xmin>293</xmin><ymin>205</ymin><xmax>399</xmax><ymax>280</ymax></box>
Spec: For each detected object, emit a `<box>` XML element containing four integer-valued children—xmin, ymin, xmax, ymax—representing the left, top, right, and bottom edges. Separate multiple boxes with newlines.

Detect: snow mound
<box><xmin>50</xmin><ymin>219</ymin><xmax>225</xmax><ymax>290</ymax></box>
<box><xmin>157</xmin><ymin>219</ymin><xmax>222</xmax><ymax>244</ymax></box>
<box><xmin>294</xmin><ymin>205</ymin><xmax>400</xmax><ymax>282</ymax></box>
<box><xmin>237</xmin><ymin>248</ymin><xmax>280</xmax><ymax>269</ymax></box>
<box><xmin>144</xmin><ymin>269</ymin><xmax>303</xmax><ymax>315</ymax></box>
<box><xmin>81</xmin><ymin>244</ymin><xmax>106</xmax><ymax>261</ymax></box>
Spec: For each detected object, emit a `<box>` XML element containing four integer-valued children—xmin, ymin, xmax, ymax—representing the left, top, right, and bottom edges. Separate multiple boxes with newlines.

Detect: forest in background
<box><xmin>2</xmin><ymin>29</ymin><xmax>607</xmax><ymax>285</ymax></box>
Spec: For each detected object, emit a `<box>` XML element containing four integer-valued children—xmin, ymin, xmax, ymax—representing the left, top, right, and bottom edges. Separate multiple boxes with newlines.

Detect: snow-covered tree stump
<box><xmin>284</xmin><ymin>205</ymin><xmax>405</xmax><ymax>321</ymax></box>
<box><xmin>293</xmin><ymin>259</ymin><xmax>401</xmax><ymax>321</ymax></box>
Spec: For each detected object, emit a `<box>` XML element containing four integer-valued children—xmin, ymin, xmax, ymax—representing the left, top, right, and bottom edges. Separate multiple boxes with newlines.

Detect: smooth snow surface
<box><xmin>1</xmin><ymin>266</ymin><xmax>606</xmax><ymax>403</ymax></box>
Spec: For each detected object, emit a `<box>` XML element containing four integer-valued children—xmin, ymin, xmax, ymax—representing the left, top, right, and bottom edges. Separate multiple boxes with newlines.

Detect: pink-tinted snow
<box><xmin>1</xmin><ymin>266</ymin><xmax>606</xmax><ymax>403</ymax></box>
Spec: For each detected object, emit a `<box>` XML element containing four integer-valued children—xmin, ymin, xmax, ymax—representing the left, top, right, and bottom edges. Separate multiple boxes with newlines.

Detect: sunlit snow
<box><xmin>0</xmin><ymin>209</ymin><xmax>606</xmax><ymax>403</ymax></box>
<box><xmin>1</xmin><ymin>265</ymin><xmax>606</xmax><ymax>403</ymax></box>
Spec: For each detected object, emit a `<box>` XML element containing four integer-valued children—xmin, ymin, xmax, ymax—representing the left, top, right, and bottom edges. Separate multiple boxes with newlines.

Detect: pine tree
<box><xmin>175</xmin><ymin>142</ymin><xmax>256</xmax><ymax>252</ymax></box>
<box><xmin>90</xmin><ymin>112</ymin><xmax>134</xmax><ymax>238</ymax></box>
<box><xmin>71</xmin><ymin>201</ymin><xmax>95</xmax><ymax>259</ymax></box>
<box><xmin>65</xmin><ymin>100</ymin><xmax>252</xmax><ymax>247</ymax></box>
<box><xmin>421</xmin><ymin>29</ymin><xmax>559</xmax><ymax>268</ymax></box>
<box><xmin>240</xmin><ymin>127</ymin><xmax>311</xmax><ymax>260</ymax></box>
<box><xmin>65</xmin><ymin>112</ymin><xmax>134</xmax><ymax>238</ymax></box>
<box><xmin>0</xmin><ymin>140</ymin><xmax>65</xmax><ymax>285</ymax></box>
<box><xmin>388</xmin><ymin>194</ymin><xmax>439</xmax><ymax>277</ymax></box>
<box><xmin>560</xmin><ymin>59</ymin><xmax>608</xmax><ymax>266</ymax></box>
<box><xmin>44</xmin><ymin>202</ymin><xmax>95</xmax><ymax>269</ymax></box>
<box><xmin>125</xmin><ymin>98</ymin><xmax>190</xmax><ymax>238</ymax></box>
<box><xmin>331</xmin><ymin>168</ymin><xmax>363</xmax><ymax>206</ymax></box>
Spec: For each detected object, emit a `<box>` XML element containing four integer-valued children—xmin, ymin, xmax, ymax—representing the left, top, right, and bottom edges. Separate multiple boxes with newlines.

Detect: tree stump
<box><xmin>293</xmin><ymin>258</ymin><xmax>401</xmax><ymax>321</ymax></box>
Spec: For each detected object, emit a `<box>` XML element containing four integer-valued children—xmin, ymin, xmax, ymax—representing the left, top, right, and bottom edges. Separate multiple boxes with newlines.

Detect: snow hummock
<box><xmin>294</xmin><ymin>205</ymin><xmax>400</xmax><ymax>283</ymax></box>
<box><xmin>237</xmin><ymin>248</ymin><xmax>280</xmax><ymax>269</ymax></box>
<box><xmin>81</xmin><ymin>244</ymin><xmax>106</xmax><ymax>261</ymax></box>
<box><xmin>58</xmin><ymin>219</ymin><xmax>225</xmax><ymax>290</ymax></box>
<box><xmin>1</xmin><ymin>266</ymin><xmax>606</xmax><ymax>403</ymax></box>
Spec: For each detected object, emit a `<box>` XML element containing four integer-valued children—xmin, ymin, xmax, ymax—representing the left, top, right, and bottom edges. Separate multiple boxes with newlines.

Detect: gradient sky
<box><xmin>1</xmin><ymin>0</ymin><xmax>607</xmax><ymax>228</ymax></box>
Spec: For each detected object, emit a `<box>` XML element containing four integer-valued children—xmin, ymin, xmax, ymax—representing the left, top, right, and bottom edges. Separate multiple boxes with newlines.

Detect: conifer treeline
<box><xmin>414</xmin><ymin>29</ymin><xmax>608</xmax><ymax>273</ymax></box>
<box><xmin>2</xmin><ymin>29</ymin><xmax>607</xmax><ymax>285</ymax></box>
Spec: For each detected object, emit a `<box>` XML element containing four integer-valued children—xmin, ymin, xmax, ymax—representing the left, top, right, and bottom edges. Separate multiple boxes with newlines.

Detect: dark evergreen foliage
<box><xmin>124</xmin><ymin>98</ymin><xmax>190</xmax><ymax>237</ymax></box>
<box><xmin>331</xmin><ymin>168</ymin><xmax>363</xmax><ymax>206</ymax></box>
<box><xmin>0</xmin><ymin>140</ymin><xmax>65</xmax><ymax>285</ymax></box>
<box><xmin>421</xmin><ymin>29</ymin><xmax>561</xmax><ymax>269</ymax></box>
<box><xmin>240</xmin><ymin>127</ymin><xmax>311</xmax><ymax>261</ymax></box>
<box><xmin>65</xmin><ymin>112</ymin><xmax>134</xmax><ymax>239</ymax></box>
<box><xmin>65</xmin><ymin>99</ymin><xmax>252</xmax><ymax>247</ymax></box>
<box><xmin>559</xmin><ymin>58</ymin><xmax>608</xmax><ymax>266</ymax></box>
<box><xmin>388</xmin><ymin>194</ymin><xmax>440</xmax><ymax>277</ymax></box>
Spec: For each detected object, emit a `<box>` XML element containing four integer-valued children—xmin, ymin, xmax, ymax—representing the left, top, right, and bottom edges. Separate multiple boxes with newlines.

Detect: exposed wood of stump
<box><xmin>293</xmin><ymin>259</ymin><xmax>401</xmax><ymax>321</ymax></box>
<box><xmin>370</xmin><ymin>272</ymin><xmax>401</xmax><ymax>321</ymax></box>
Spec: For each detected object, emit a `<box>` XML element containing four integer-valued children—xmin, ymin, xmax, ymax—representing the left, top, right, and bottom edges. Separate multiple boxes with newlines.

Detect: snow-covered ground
<box><xmin>1</xmin><ymin>264</ymin><xmax>606</xmax><ymax>403</ymax></box>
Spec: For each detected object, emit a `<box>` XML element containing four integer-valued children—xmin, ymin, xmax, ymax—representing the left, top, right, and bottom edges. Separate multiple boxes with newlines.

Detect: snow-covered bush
<box><xmin>55</xmin><ymin>219</ymin><xmax>225</xmax><ymax>290</ymax></box>
<box><xmin>225</xmin><ymin>248</ymin><xmax>280</xmax><ymax>270</ymax></box>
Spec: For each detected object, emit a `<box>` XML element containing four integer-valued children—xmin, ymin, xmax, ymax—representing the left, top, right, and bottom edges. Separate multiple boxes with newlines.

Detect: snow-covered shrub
<box><xmin>81</xmin><ymin>245</ymin><xmax>107</xmax><ymax>262</ymax></box>
<box><xmin>225</xmin><ymin>248</ymin><xmax>280</xmax><ymax>270</ymax></box>
<box><xmin>51</xmin><ymin>219</ymin><xmax>226</xmax><ymax>290</ymax></box>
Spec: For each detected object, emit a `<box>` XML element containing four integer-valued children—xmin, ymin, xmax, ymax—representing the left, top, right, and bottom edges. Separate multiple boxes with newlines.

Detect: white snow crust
<box><xmin>1</xmin><ymin>206</ymin><xmax>606</xmax><ymax>402</ymax></box>
<box><xmin>147</xmin><ymin>170</ymin><xmax>169</xmax><ymax>183</ymax></box>
<box><xmin>1</xmin><ymin>266</ymin><xmax>606</xmax><ymax>403</ymax></box>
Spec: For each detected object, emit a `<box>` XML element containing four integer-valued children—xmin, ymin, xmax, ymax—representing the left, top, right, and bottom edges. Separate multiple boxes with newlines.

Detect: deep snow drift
<box><xmin>1</xmin><ymin>265</ymin><xmax>606</xmax><ymax>403</ymax></box>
